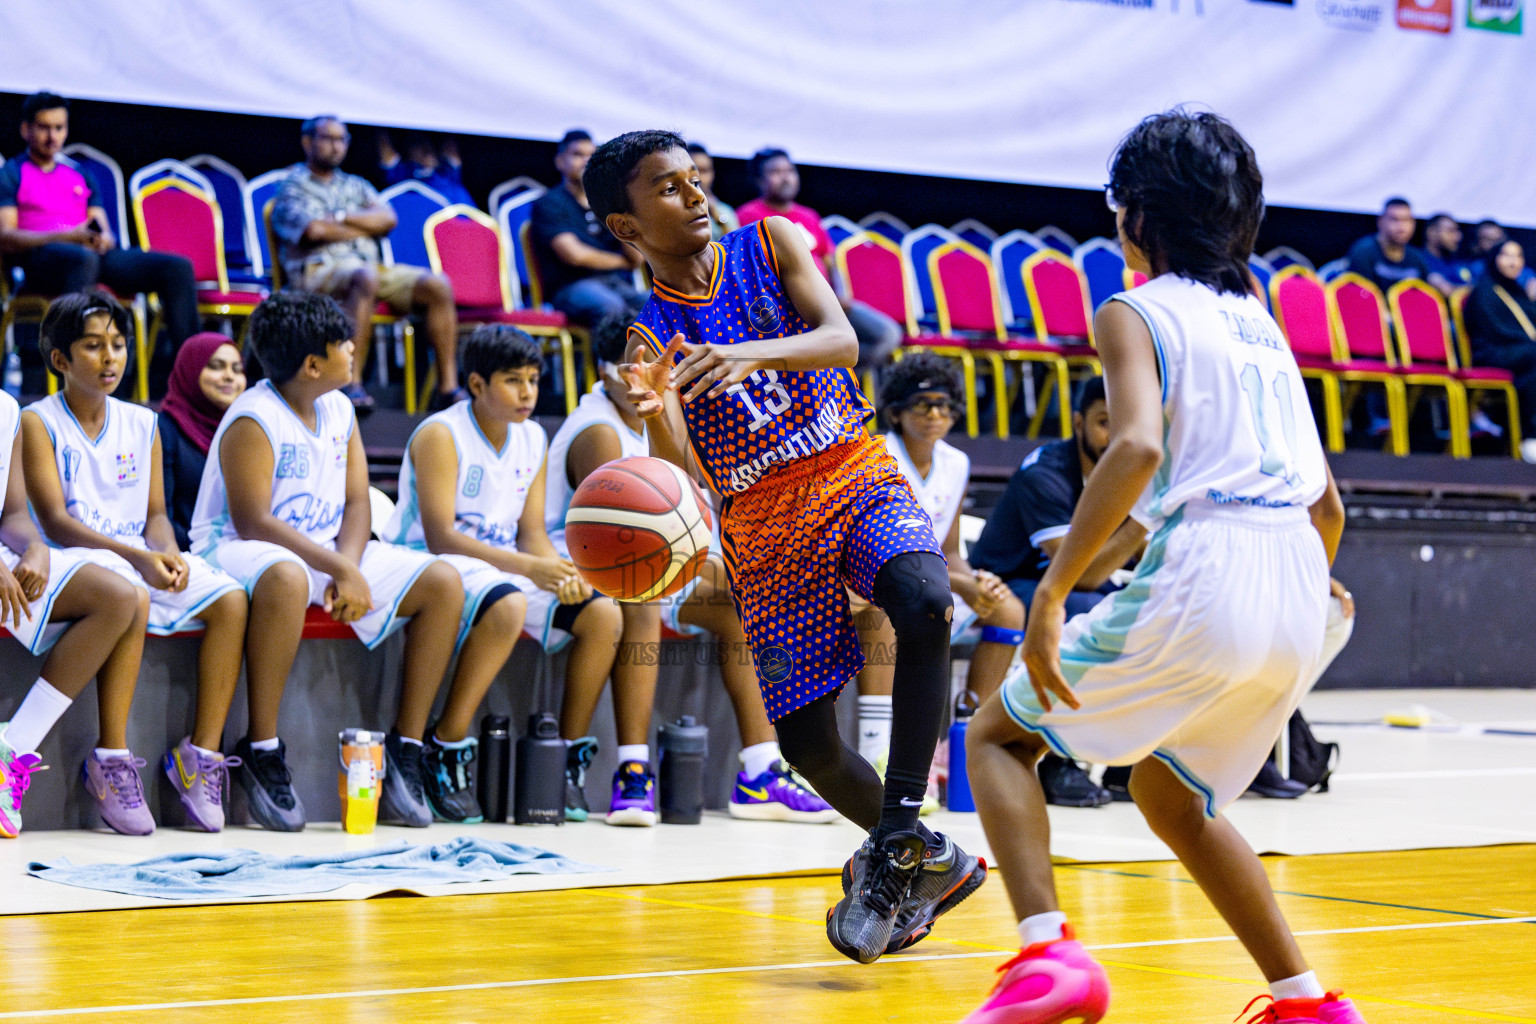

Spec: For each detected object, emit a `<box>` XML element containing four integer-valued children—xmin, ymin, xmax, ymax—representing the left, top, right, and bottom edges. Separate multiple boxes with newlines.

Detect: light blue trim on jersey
<box><xmin>464</xmin><ymin>402</ymin><xmax>510</xmax><ymax>457</ymax></box>
<box><xmin>193</xmin><ymin>408</ymin><xmax>279</xmax><ymax>559</ymax></box>
<box><xmin>259</xmin><ymin>379</ymin><xmax>325</xmax><ymax>439</ymax></box>
<box><xmin>143</xmin><ymin>578</ymin><xmax>242</xmax><ymax>637</ymax></box>
<box><xmin>1150</xmin><ymin>749</ymin><xmax>1218</xmax><ymax>819</ymax></box>
<box><xmin>360</xmin><ymin>555</ymin><xmax>437</xmax><ymax>651</ymax></box>
<box><xmin>1110</xmin><ymin>294</ymin><xmax>1168</xmax><ymax>405</ymax></box>
<box><xmin>56</xmin><ymin>393</ymin><xmax>112</xmax><ymax>447</ymax></box>
<box><xmin>17</xmin><ymin>555</ymin><xmax>87</xmax><ymax>655</ymax></box>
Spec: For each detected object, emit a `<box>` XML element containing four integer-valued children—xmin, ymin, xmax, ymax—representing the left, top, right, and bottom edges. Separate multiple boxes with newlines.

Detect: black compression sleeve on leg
<box><xmin>871</xmin><ymin>551</ymin><xmax>952</xmax><ymax>840</ymax></box>
<box><xmin>774</xmin><ymin>690</ymin><xmax>883</xmax><ymax>831</ymax></box>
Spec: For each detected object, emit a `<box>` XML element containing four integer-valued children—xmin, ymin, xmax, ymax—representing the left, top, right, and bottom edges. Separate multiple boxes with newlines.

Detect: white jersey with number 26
<box><xmin>1112</xmin><ymin>275</ymin><xmax>1326</xmax><ymax>529</ymax></box>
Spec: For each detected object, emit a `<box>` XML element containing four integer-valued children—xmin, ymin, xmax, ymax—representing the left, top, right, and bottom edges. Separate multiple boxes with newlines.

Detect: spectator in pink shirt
<box><xmin>0</xmin><ymin>92</ymin><xmax>199</xmax><ymax>354</ymax></box>
<box><xmin>737</xmin><ymin>148</ymin><xmax>901</xmax><ymax>377</ymax></box>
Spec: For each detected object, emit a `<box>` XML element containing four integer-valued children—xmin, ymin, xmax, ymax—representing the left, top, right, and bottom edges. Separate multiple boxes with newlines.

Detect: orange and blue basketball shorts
<box><xmin>719</xmin><ymin>436</ymin><xmax>944</xmax><ymax>721</ymax></box>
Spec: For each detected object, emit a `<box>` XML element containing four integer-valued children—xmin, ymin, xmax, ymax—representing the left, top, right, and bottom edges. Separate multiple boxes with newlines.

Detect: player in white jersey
<box><xmin>190</xmin><ymin>293</ymin><xmax>465</xmax><ymax>832</ymax></box>
<box><xmin>960</xmin><ymin>112</ymin><xmax>1367</xmax><ymax>1024</ymax></box>
<box><xmin>21</xmin><ymin>293</ymin><xmax>247</xmax><ymax>834</ymax></box>
<box><xmin>854</xmin><ymin>354</ymin><xmax>1025</xmax><ymax>780</ymax></box>
<box><xmin>0</xmin><ymin>382</ymin><xmax>147</xmax><ymax>839</ymax></box>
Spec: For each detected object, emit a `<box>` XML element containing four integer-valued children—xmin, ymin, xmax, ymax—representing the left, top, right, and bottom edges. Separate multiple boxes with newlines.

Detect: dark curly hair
<box><xmin>590</xmin><ymin>303</ymin><xmax>645</xmax><ymax>367</ymax></box>
<box><xmin>39</xmin><ymin>290</ymin><xmax>132</xmax><ymax>377</ymax></box>
<box><xmin>461</xmin><ymin>324</ymin><xmax>541</xmax><ymax>386</ymax></box>
<box><xmin>1107</xmin><ymin>108</ymin><xmax>1264</xmax><ymax>296</ymax></box>
<box><xmin>881</xmin><ymin>351</ymin><xmax>963</xmax><ymax>434</ymax></box>
<box><xmin>246</xmin><ymin>291</ymin><xmax>353</xmax><ymax>385</ymax></box>
<box><xmin>584</xmin><ymin>130</ymin><xmax>688</xmax><ymax>227</ymax></box>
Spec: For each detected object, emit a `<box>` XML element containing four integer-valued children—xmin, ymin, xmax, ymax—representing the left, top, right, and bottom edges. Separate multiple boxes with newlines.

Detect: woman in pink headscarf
<box><xmin>159</xmin><ymin>332</ymin><xmax>246</xmax><ymax>548</ymax></box>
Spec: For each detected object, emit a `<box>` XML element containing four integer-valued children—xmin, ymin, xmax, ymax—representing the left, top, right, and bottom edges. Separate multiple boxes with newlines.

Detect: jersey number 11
<box><xmin>1239</xmin><ymin>363</ymin><xmax>1301</xmax><ymax>487</ymax></box>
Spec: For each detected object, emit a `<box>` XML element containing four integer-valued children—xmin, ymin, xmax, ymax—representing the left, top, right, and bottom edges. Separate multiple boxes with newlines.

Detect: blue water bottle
<box><xmin>947</xmin><ymin>689</ymin><xmax>980</xmax><ymax>812</ymax></box>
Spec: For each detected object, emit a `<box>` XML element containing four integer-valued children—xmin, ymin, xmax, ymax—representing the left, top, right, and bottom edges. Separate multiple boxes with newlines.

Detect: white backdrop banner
<box><xmin>1</xmin><ymin>0</ymin><xmax>1531</xmax><ymax>223</ymax></box>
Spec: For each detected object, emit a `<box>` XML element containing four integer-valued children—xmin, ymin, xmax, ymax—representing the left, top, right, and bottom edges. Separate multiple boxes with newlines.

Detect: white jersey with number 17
<box><xmin>1111</xmin><ymin>275</ymin><xmax>1327</xmax><ymax>529</ymax></box>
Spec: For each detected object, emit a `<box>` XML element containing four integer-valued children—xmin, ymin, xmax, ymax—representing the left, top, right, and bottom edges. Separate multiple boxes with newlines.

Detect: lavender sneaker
<box><xmin>729</xmin><ymin>761</ymin><xmax>840</xmax><ymax>823</ymax></box>
<box><xmin>81</xmin><ymin>751</ymin><xmax>155</xmax><ymax>836</ymax></box>
<box><xmin>605</xmin><ymin>760</ymin><xmax>657</xmax><ymax>827</ymax></box>
<box><xmin>163</xmin><ymin>736</ymin><xmax>240</xmax><ymax>833</ymax></box>
<box><xmin>0</xmin><ymin>725</ymin><xmax>43</xmax><ymax>838</ymax></box>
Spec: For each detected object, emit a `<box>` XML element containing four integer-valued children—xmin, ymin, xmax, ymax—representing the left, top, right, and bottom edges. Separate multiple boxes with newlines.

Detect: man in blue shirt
<box><xmin>1422</xmin><ymin>213</ymin><xmax>1471</xmax><ymax>297</ymax></box>
<box><xmin>1344</xmin><ymin>197</ymin><xmax>1432</xmax><ymax>296</ymax></box>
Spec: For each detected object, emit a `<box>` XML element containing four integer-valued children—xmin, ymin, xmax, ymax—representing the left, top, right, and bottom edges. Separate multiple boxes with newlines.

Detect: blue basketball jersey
<box><xmin>629</xmin><ymin>220</ymin><xmax>874</xmax><ymax>494</ymax></box>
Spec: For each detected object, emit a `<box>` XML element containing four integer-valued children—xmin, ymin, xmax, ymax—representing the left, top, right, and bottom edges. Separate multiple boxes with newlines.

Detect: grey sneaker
<box><xmin>163</xmin><ymin>736</ymin><xmax>240</xmax><ymax>833</ymax></box>
<box><xmin>564</xmin><ymin>736</ymin><xmax>597</xmax><ymax>822</ymax></box>
<box><xmin>234</xmin><ymin>737</ymin><xmax>306</xmax><ymax>832</ymax></box>
<box><xmin>885</xmin><ymin>832</ymin><xmax>987</xmax><ymax>953</ymax></box>
<box><xmin>379</xmin><ymin>730</ymin><xmax>431</xmax><ymax>827</ymax></box>
<box><xmin>80</xmin><ymin>751</ymin><xmax>155</xmax><ymax>835</ymax></box>
<box><xmin>826</xmin><ymin>830</ymin><xmax>925</xmax><ymax>963</ymax></box>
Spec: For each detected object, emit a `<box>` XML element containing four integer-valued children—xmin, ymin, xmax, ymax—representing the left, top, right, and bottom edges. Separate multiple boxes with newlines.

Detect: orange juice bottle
<box><xmin>338</xmin><ymin>729</ymin><xmax>385</xmax><ymax>834</ymax></box>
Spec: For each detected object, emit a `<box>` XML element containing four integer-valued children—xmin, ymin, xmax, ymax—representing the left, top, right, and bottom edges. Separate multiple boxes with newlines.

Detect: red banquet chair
<box><xmin>1389</xmin><ymin>279</ymin><xmax>1500</xmax><ymax>460</ymax></box>
<box><xmin>1325</xmin><ymin>273</ymin><xmax>1410</xmax><ymax>455</ymax></box>
<box><xmin>929</xmin><ymin>240</ymin><xmax>1071</xmax><ymax>439</ymax></box>
<box><xmin>1448</xmin><ymin>286</ymin><xmax>1523</xmax><ymax>457</ymax></box>
<box><xmin>423</xmin><ymin>205</ymin><xmax>585</xmax><ymax>414</ymax></box>
<box><xmin>1018</xmin><ymin>249</ymin><xmax>1106</xmax><ymax>435</ymax></box>
<box><xmin>1269</xmin><ymin>266</ymin><xmax>1346</xmax><ymax>453</ymax></box>
<box><xmin>834</xmin><ymin>230</ymin><xmax>993</xmax><ymax>437</ymax></box>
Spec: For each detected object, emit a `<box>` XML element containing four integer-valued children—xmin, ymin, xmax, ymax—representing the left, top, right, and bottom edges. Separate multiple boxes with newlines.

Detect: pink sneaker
<box><xmin>960</xmin><ymin>926</ymin><xmax>1110</xmax><ymax>1024</ymax></box>
<box><xmin>1240</xmin><ymin>990</ymin><xmax>1368</xmax><ymax>1024</ymax></box>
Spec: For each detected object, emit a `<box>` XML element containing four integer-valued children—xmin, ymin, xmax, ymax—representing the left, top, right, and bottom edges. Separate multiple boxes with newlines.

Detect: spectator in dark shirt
<box><xmin>530</xmin><ymin>130</ymin><xmax>642</xmax><ymax>325</ymax></box>
<box><xmin>685</xmin><ymin>142</ymin><xmax>739</xmax><ymax>241</ymax></box>
<box><xmin>0</xmin><ymin>92</ymin><xmax>200</xmax><ymax>349</ymax></box>
<box><xmin>1464</xmin><ymin>240</ymin><xmax>1536</xmax><ymax>463</ymax></box>
<box><xmin>159</xmin><ymin>333</ymin><xmax>246</xmax><ymax>548</ymax></box>
<box><xmin>1469</xmin><ymin>219</ymin><xmax>1536</xmax><ymax>300</ymax></box>
<box><xmin>736</xmin><ymin>149</ymin><xmax>902</xmax><ymax>375</ymax></box>
<box><xmin>377</xmin><ymin>130</ymin><xmax>474</xmax><ymax>207</ymax></box>
<box><xmin>970</xmin><ymin>377</ymin><xmax>1146</xmax><ymax>617</ymax></box>
<box><xmin>1344</xmin><ymin>197</ymin><xmax>1431</xmax><ymax>296</ymax></box>
<box><xmin>1422</xmin><ymin>213</ymin><xmax>1470</xmax><ymax>296</ymax></box>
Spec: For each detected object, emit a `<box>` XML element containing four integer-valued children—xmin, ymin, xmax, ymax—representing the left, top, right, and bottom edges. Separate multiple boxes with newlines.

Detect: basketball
<box><xmin>565</xmin><ymin>456</ymin><xmax>713</xmax><ymax>602</ymax></box>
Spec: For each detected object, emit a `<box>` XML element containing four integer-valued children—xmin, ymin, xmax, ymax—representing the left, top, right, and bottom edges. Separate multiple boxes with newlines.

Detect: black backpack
<box><xmin>1287</xmin><ymin>710</ymin><xmax>1339</xmax><ymax>793</ymax></box>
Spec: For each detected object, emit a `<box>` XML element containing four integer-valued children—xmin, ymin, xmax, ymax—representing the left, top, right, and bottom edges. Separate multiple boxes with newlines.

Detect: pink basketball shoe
<box><xmin>960</xmin><ymin>926</ymin><xmax>1110</xmax><ymax>1024</ymax></box>
<box><xmin>1240</xmin><ymin>990</ymin><xmax>1368</xmax><ymax>1024</ymax></box>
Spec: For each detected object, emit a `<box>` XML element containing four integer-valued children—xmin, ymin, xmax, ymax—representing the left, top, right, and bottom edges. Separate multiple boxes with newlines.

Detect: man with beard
<box><xmin>968</xmin><ymin>378</ymin><xmax>1145</xmax><ymax>807</ymax></box>
<box><xmin>271</xmin><ymin>115</ymin><xmax>460</xmax><ymax>412</ymax></box>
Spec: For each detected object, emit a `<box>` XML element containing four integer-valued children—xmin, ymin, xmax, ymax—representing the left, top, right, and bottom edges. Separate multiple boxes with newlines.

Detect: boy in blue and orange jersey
<box><xmin>583</xmin><ymin>131</ymin><xmax>985</xmax><ymax>964</ymax></box>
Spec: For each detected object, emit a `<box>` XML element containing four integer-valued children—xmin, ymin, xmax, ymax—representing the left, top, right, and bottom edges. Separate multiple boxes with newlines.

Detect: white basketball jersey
<box><xmin>545</xmin><ymin>384</ymin><xmax>648</xmax><ymax>557</ymax></box>
<box><xmin>191</xmin><ymin>380</ymin><xmax>355</xmax><ymax>553</ymax></box>
<box><xmin>1112</xmin><ymin>275</ymin><xmax>1327</xmax><ymax>528</ymax></box>
<box><xmin>29</xmin><ymin>394</ymin><xmax>155</xmax><ymax>548</ymax></box>
<box><xmin>885</xmin><ymin>433</ymin><xmax>968</xmax><ymax>544</ymax></box>
<box><xmin>387</xmin><ymin>400</ymin><xmax>546</xmax><ymax>551</ymax></box>
<box><xmin>0</xmin><ymin>393</ymin><xmax>18</xmax><ymax>552</ymax></box>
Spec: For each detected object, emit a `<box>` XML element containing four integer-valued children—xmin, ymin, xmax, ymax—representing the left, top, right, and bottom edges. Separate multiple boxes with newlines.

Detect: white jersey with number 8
<box><xmin>1112</xmin><ymin>275</ymin><xmax>1327</xmax><ymax>529</ymax></box>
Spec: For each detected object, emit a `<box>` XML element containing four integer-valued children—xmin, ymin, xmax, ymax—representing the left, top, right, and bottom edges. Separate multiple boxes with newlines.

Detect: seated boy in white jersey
<box><xmin>0</xmin><ymin>383</ymin><xmax>149</xmax><ymax>839</ymax></box>
<box><xmin>960</xmin><ymin>111</ymin><xmax>1367</xmax><ymax>1024</ymax></box>
<box><xmin>190</xmin><ymin>292</ymin><xmax>466</xmax><ymax>832</ymax></box>
<box><xmin>576</xmin><ymin>313</ymin><xmax>835</xmax><ymax>824</ymax></box>
<box><xmin>852</xmin><ymin>354</ymin><xmax>1024</xmax><ymax>787</ymax></box>
<box><xmin>20</xmin><ymin>292</ymin><xmax>248</xmax><ymax>835</ymax></box>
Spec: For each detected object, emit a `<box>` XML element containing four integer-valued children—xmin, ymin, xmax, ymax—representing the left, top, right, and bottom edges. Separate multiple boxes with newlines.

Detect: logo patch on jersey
<box><xmin>747</xmin><ymin>295</ymin><xmax>782</xmax><ymax>334</ymax></box>
<box><xmin>758</xmin><ymin>645</ymin><xmax>793</xmax><ymax>685</ymax></box>
<box><xmin>895</xmin><ymin>518</ymin><xmax>928</xmax><ymax>529</ymax></box>
<box><xmin>114</xmin><ymin>452</ymin><xmax>137</xmax><ymax>487</ymax></box>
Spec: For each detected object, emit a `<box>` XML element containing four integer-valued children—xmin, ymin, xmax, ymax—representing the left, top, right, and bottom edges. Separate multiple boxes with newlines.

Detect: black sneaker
<box><xmin>422</xmin><ymin>732</ymin><xmax>484</xmax><ymax>823</ymax></box>
<box><xmin>826</xmin><ymin>830</ymin><xmax>925</xmax><ymax>964</ymax></box>
<box><xmin>379</xmin><ymin>730</ymin><xmax>431</xmax><ymax>827</ymax></box>
<box><xmin>564</xmin><ymin>736</ymin><xmax>597</xmax><ymax>822</ymax></box>
<box><xmin>1039</xmin><ymin>754</ymin><xmax>1111</xmax><ymax>807</ymax></box>
<box><xmin>1245</xmin><ymin>760</ymin><xmax>1307</xmax><ymax>799</ymax></box>
<box><xmin>234</xmin><ymin>737</ymin><xmax>306</xmax><ymax>832</ymax></box>
<box><xmin>884</xmin><ymin>832</ymin><xmax>987</xmax><ymax>954</ymax></box>
<box><xmin>1100</xmin><ymin>764</ymin><xmax>1134</xmax><ymax>802</ymax></box>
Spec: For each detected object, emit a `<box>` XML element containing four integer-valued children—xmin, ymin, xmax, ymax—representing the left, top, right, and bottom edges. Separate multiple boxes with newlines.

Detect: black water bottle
<box><xmin>658</xmin><ymin>716</ymin><xmax>708</xmax><ymax>824</ymax></box>
<box><xmin>514</xmin><ymin>713</ymin><xmax>566</xmax><ymax>825</ymax></box>
<box><xmin>477</xmin><ymin>715</ymin><xmax>511</xmax><ymax>823</ymax></box>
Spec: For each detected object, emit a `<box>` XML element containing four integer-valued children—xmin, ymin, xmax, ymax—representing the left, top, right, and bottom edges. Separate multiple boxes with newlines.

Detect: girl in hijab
<box><xmin>159</xmin><ymin>333</ymin><xmax>247</xmax><ymax>547</ymax></box>
<box><xmin>1464</xmin><ymin>240</ymin><xmax>1536</xmax><ymax>462</ymax></box>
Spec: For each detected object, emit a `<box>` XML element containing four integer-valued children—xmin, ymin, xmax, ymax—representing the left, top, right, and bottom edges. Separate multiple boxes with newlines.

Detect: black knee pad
<box><xmin>875</xmin><ymin>552</ymin><xmax>953</xmax><ymax>641</ymax></box>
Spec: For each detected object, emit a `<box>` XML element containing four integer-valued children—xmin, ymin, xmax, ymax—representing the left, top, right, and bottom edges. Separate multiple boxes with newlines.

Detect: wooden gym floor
<box><xmin>0</xmin><ymin>844</ymin><xmax>1530</xmax><ymax>1023</ymax></box>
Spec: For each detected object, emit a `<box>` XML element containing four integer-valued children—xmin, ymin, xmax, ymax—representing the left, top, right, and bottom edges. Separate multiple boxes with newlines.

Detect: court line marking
<box><xmin>1334</xmin><ymin>767</ymin><xmax>1536</xmax><ymax>781</ymax></box>
<box><xmin>1</xmin><ymin>915</ymin><xmax>1530</xmax><ymax>1021</ymax></box>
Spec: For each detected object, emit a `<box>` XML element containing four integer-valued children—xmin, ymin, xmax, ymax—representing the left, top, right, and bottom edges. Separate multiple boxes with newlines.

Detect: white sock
<box><xmin>2</xmin><ymin>679</ymin><xmax>72</xmax><ymax>754</ymax></box>
<box><xmin>94</xmin><ymin>747</ymin><xmax>130</xmax><ymax>760</ymax></box>
<box><xmin>190</xmin><ymin>742</ymin><xmax>220</xmax><ymax>759</ymax></box>
<box><xmin>857</xmin><ymin>694</ymin><xmax>892</xmax><ymax>764</ymax></box>
<box><xmin>1270</xmin><ymin>971</ymin><xmax>1325</xmax><ymax>1001</ymax></box>
<box><xmin>739</xmin><ymin>741</ymin><xmax>781</xmax><ymax>780</ymax></box>
<box><xmin>1018</xmin><ymin>911</ymin><xmax>1068</xmax><ymax>947</ymax></box>
<box><xmin>249</xmin><ymin>736</ymin><xmax>280</xmax><ymax>752</ymax></box>
<box><xmin>433</xmin><ymin>734</ymin><xmax>474</xmax><ymax>749</ymax></box>
<box><xmin>399</xmin><ymin>736</ymin><xmax>423</xmax><ymax>748</ymax></box>
<box><xmin>616</xmin><ymin>744</ymin><xmax>648</xmax><ymax>766</ymax></box>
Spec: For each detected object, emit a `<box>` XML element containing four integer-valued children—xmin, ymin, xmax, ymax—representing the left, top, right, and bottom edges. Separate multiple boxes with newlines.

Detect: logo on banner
<box><xmin>1397</xmin><ymin>0</ymin><xmax>1453</xmax><ymax>31</ymax></box>
<box><xmin>1467</xmin><ymin>0</ymin><xmax>1522</xmax><ymax>31</ymax></box>
<box><xmin>1059</xmin><ymin>0</ymin><xmax>1154</xmax><ymax>8</ymax></box>
<box><xmin>1317</xmin><ymin>0</ymin><xmax>1383</xmax><ymax>28</ymax></box>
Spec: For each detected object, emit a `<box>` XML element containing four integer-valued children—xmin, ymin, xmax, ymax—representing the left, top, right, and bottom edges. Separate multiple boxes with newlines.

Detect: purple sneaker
<box><xmin>81</xmin><ymin>751</ymin><xmax>155</xmax><ymax>836</ymax></box>
<box><xmin>729</xmin><ymin>761</ymin><xmax>840</xmax><ymax>823</ymax></box>
<box><xmin>163</xmin><ymin>736</ymin><xmax>240</xmax><ymax>833</ymax></box>
<box><xmin>605</xmin><ymin>760</ymin><xmax>657</xmax><ymax>827</ymax></box>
